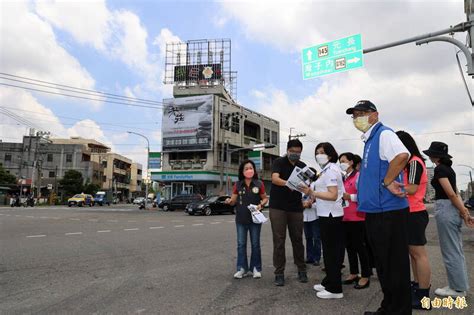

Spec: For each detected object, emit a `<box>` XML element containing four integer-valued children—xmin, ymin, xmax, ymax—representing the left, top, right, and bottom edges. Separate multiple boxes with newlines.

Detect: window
<box><xmin>49</xmin><ymin>171</ymin><xmax>55</xmax><ymax>178</ymax></box>
<box><xmin>66</xmin><ymin>154</ymin><xmax>72</xmax><ymax>163</ymax></box>
<box><xmin>264</xmin><ymin>128</ymin><xmax>271</xmax><ymax>143</ymax></box>
<box><xmin>47</xmin><ymin>154</ymin><xmax>53</xmax><ymax>162</ymax></box>
<box><xmin>5</xmin><ymin>154</ymin><xmax>11</xmax><ymax>162</ymax></box>
<box><xmin>271</xmin><ymin>131</ymin><xmax>278</xmax><ymax>145</ymax></box>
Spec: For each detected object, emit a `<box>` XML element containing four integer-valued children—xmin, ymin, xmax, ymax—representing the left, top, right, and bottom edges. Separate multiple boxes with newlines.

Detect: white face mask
<box><xmin>340</xmin><ymin>163</ymin><xmax>350</xmax><ymax>172</ymax></box>
<box><xmin>353</xmin><ymin>115</ymin><xmax>373</xmax><ymax>132</ymax></box>
<box><xmin>315</xmin><ymin>154</ymin><xmax>329</xmax><ymax>167</ymax></box>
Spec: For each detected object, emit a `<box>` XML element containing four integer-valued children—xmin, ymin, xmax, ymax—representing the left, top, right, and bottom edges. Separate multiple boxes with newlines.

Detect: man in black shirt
<box><xmin>270</xmin><ymin>139</ymin><xmax>308</xmax><ymax>286</ymax></box>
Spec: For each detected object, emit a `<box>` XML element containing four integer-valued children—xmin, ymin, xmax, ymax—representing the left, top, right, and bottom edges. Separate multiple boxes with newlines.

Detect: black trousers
<box><xmin>344</xmin><ymin>221</ymin><xmax>371</xmax><ymax>278</ymax></box>
<box><xmin>319</xmin><ymin>215</ymin><xmax>344</xmax><ymax>294</ymax></box>
<box><xmin>365</xmin><ymin>208</ymin><xmax>411</xmax><ymax>315</ymax></box>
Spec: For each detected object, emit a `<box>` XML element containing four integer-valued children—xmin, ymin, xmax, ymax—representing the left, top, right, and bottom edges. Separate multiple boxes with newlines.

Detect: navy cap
<box><xmin>346</xmin><ymin>100</ymin><xmax>378</xmax><ymax>115</ymax></box>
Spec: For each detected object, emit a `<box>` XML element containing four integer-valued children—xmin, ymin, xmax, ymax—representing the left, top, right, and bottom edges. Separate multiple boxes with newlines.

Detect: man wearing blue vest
<box><xmin>346</xmin><ymin>100</ymin><xmax>411</xmax><ymax>315</ymax></box>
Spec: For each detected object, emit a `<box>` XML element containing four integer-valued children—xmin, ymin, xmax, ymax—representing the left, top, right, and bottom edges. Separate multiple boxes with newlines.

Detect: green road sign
<box><xmin>302</xmin><ymin>34</ymin><xmax>364</xmax><ymax>79</ymax></box>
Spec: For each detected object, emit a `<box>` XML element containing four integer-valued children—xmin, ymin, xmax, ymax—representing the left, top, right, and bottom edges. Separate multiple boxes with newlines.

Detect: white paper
<box><xmin>248</xmin><ymin>204</ymin><xmax>268</xmax><ymax>224</ymax></box>
<box><xmin>285</xmin><ymin>166</ymin><xmax>316</xmax><ymax>192</ymax></box>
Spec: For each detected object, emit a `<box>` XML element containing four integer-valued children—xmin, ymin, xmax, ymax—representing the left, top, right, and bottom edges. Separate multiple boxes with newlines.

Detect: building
<box><xmin>152</xmin><ymin>85</ymin><xmax>280</xmax><ymax>199</ymax></box>
<box><xmin>0</xmin><ymin>132</ymin><xmax>142</xmax><ymax>200</ymax></box>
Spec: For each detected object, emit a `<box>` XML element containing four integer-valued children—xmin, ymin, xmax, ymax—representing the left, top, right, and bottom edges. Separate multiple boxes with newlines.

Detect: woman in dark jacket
<box><xmin>226</xmin><ymin>160</ymin><xmax>268</xmax><ymax>279</ymax></box>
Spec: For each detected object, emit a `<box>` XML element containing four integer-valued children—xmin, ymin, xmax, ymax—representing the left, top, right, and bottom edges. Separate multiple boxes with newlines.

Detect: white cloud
<box><xmin>0</xmin><ymin>87</ymin><xmax>68</xmax><ymax>141</ymax></box>
<box><xmin>0</xmin><ymin>1</ymin><xmax>95</xmax><ymax>91</ymax></box>
<box><xmin>67</xmin><ymin>119</ymin><xmax>115</xmax><ymax>151</ymax></box>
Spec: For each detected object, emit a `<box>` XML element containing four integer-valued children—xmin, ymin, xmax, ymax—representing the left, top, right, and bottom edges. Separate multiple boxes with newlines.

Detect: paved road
<box><xmin>0</xmin><ymin>204</ymin><xmax>472</xmax><ymax>314</ymax></box>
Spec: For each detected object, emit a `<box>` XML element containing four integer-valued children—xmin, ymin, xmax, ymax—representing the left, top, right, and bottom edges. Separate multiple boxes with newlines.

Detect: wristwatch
<box><xmin>381</xmin><ymin>180</ymin><xmax>389</xmax><ymax>189</ymax></box>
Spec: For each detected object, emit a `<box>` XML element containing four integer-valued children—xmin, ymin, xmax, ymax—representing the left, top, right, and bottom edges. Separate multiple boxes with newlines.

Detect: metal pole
<box><xmin>127</xmin><ymin>131</ymin><xmax>150</xmax><ymax>209</ymax></box>
<box><xmin>225</xmin><ymin>140</ymin><xmax>230</xmax><ymax>195</ymax></box>
<box><xmin>363</xmin><ymin>21</ymin><xmax>473</xmax><ymax>54</ymax></box>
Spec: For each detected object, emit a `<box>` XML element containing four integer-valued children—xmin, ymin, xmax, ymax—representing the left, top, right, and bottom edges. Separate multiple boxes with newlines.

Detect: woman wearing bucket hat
<box><xmin>423</xmin><ymin>141</ymin><xmax>474</xmax><ymax>298</ymax></box>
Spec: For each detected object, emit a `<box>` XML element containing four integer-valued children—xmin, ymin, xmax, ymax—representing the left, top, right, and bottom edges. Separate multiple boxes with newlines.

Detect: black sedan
<box><xmin>185</xmin><ymin>195</ymin><xmax>235</xmax><ymax>216</ymax></box>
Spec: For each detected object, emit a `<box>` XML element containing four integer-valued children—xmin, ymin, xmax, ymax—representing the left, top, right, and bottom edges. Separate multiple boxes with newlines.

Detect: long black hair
<box><xmin>238</xmin><ymin>159</ymin><xmax>259</xmax><ymax>181</ymax></box>
<box><xmin>396</xmin><ymin>131</ymin><xmax>426</xmax><ymax>162</ymax></box>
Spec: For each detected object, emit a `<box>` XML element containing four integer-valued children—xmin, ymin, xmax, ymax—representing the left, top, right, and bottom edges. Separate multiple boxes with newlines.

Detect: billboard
<box><xmin>174</xmin><ymin>64</ymin><xmax>222</xmax><ymax>82</ymax></box>
<box><xmin>149</xmin><ymin>152</ymin><xmax>161</xmax><ymax>169</ymax></box>
<box><xmin>162</xmin><ymin>95</ymin><xmax>214</xmax><ymax>152</ymax></box>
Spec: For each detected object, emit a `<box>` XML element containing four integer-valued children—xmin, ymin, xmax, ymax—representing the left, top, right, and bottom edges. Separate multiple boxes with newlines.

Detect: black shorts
<box><xmin>408</xmin><ymin>210</ymin><xmax>429</xmax><ymax>246</ymax></box>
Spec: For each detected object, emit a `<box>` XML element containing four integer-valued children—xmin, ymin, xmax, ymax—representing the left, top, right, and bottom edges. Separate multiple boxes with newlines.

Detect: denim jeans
<box><xmin>435</xmin><ymin>199</ymin><xmax>470</xmax><ymax>291</ymax></box>
<box><xmin>236</xmin><ymin>223</ymin><xmax>262</xmax><ymax>272</ymax></box>
<box><xmin>303</xmin><ymin>219</ymin><xmax>321</xmax><ymax>263</ymax></box>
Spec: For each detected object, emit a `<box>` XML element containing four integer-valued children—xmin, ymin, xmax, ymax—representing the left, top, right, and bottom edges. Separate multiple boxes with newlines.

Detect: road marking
<box><xmin>124</xmin><ymin>228</ymin><xmax>139</xmax><ymax>231</ymax></box>
<box><xmin>65</xmin><ymin>232</ymin><xmax>83</xmax><ymax>235</ymax></box>
<box><xmin>174</xmin><ymin>225</ymin><xmax>184</xmax><ymax>228</ymax></box>
<box><xmin>127</xmin><ymin>220</ymin><xmax>137</xmax><ymax>222</ymax></box>
<box><xmin>107</xmin><ymin>220</ymin><xmax>118</xmax><ymax>222</ymax></box>
<box><xmin>171</xmin><ymin>220</ymin><xmax>183</xmax><ymax>222</ymax></box>
<box><xmin>26</xmin><ymin>216</ymin><xmax>34</xmax><ymax>218</ymax></box>
<box><xmin>97</xmin><ymin>230</ymin><xmax>111</xmax><ymax>233</ymax></box>
<box><xmin>88</xmin><ymin>219</ymin><xmax>99</xmax><ymax>222</ymax></box>
<box><xmin>149</xmin><ymin>226</ymin><xmax>164</xmax><ymax>229</ymax></box>
<box><xmin>15</xmin><ymin>215</ymin><xmax>21</xmax><ymax>217</ymax></box>
<box><xmin>135</xmin><ymin>309</ymin><xmax>147</xmax><ymax>314</ymax></box>
<box><xmin>192</xmin><ymin>223</ymin><xmax>204</xmax><ymax>226</ymax></box>
<box><xmin>40</xmin><ymin>217</ymin><xmax>49</xmax><ymax>219</ymax></box>
<box><xmin>210</xmin><ymin>222</ymin><xmax>222</xmax><ymax>225</ymax></box>
<box><xmin>70</xmin><ymin>218</ymin><xmax>80</xmax><ymax>221</ymax></box>
<box><xmin>27</xmin><ymin>235</ymin><xmax>46</xmax><ymax>238</ymax></box>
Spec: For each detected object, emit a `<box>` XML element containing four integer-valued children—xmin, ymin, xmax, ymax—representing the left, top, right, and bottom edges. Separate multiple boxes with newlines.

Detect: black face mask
<box><xmin>288</xmin><ymin>153</ymin><xmax>301</xmax><ymax>162</ymax></box>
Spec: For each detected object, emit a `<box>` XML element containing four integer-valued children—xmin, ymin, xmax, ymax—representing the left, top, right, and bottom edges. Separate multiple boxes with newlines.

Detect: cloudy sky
<box><xmin>0</xmin><ymin>0</ymin><xmax>473</xmax><ymax>189</ymax></box>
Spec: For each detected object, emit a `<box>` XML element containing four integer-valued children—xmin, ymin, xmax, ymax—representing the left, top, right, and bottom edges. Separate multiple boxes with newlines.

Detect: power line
<box><xmin>0</xmin><ymin>72</ymin><xmax>165</xmax><ymax>106</ymax></box>
<box><xmin>0</xmin><ymin>83</ymin><xmax>164</xmax><ymax>110</ymax></box>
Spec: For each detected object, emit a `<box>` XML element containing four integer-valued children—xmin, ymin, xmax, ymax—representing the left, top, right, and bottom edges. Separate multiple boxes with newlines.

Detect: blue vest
<box><xmin>358</xmin><ymin>123</ymin><xmax>408</xmax><ymax>213</ymax></box>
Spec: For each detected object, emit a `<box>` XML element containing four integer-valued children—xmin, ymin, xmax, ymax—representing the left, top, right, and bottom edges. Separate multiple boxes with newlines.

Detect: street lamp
<box><xmin>457</xmin><ymin>165</ymin><xmax>473</xmax><ymax>192</ymax></box>
<box><xmin>127</xmin><ymin>131</ymin><xmax>150</xmax><ymax>209</ymax></box>
<box><xmin>225</xmin><ymin>143</ymin><xmax>276</xmax><ymax>195</ymax></box>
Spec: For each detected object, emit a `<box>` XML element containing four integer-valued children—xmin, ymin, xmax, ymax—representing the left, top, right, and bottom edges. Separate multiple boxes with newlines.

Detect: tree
<box><xmin>0</xmin><ymin>163</ymin><xmax>16</xmax><ymax>185</ymax></box>
<box><xmin>83</xmin><ymin>182</ymin><xmax>101</xmax><ymax>195</ymax></box>
<box><xmin>59</xmin><ymin>170</ymin><xmax>84</xmax><ymax>198</ymax></box>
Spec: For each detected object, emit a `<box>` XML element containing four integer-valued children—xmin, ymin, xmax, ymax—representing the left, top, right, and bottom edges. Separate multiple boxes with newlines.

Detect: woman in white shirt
<box><xmin>301</xmin><ymin>142</ymin><xmax>345</xmax><ymax>300</ymax></box>
<box><xmin>302</xmin><ymin>167</ymin><xmax>322</xmax><ymax>266</ymax></box>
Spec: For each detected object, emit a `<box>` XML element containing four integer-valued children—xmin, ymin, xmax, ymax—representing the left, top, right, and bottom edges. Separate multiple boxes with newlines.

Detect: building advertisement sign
<box><xmin>162</xmin><ymin>95</ymin><xmax>214</xmax><ymax>152</ymax></box>
<box><xmin>248</xmin><ymin>151</ymin><xmax>262</xmax><ymax>170</ymax></box>
<box><xmin>149</xmin><ymin>152</ymin><xmax>161</xmax><ymax>169</ymax></box>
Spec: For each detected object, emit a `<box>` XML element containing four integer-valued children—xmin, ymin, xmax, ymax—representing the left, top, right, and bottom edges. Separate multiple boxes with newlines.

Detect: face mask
<box><xmin>353</xmin><ymin>115</ymin><xmax>373</xmax><ymax>132</ymax></box>
<box><xmin>288</xmin><ymin>153</ymin><xmax>301</xmax><ymax>162</ymax></box>
<box><xmin>340</xmin><ymin>163</ymin><xmax>350</xmax><ymax>172</ymax></box>
<box><xmin>315</xmin><ymin>154</ymin><xmax>329</xmax><ymax>166</ymax></box>
<box><xmin>243</xmin><ymin>169</ymin><xmax>255</xmax><ymax>179</ymax></box>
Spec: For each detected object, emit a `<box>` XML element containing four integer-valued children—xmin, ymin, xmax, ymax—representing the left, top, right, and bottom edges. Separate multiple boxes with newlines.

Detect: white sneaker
<box><xmin>252</xmin><ymin>267</ymin><xmax>261</xmax><ymax>279</ymax></box>
<box><xmin>313</xmin><ymin>284</ymin><xmax>325</xmax><ymax>292</ymax></box>
<box><xmin>316</xmin><ymin>289</ymin><xmax>344</xmax><ymax>299</ymax></box>
<box><xmin>233</xmin><ymin>268</ymin><xmax>247</xmax><ymax>279</ymax></box>
<box><xmin>435</xmin><ymin>286</ymin><xmax>466</xmax><ymax>297</ymax></box>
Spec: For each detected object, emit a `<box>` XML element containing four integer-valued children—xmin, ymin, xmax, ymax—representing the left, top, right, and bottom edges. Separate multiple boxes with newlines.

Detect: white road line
<box><xmin>26</xmin><ymin>235</ymin><xmax>46</xmax><ymax>238</ymax></box>
<box><xmin>52</xmin><ymin>217</ymin><xmax>60</xmax><ymax>220</ymax></box>
<box><xmin>26</xmin><ymin>216</ymin><xmax>34</xmax><ymax>218</ymax></box>
<box><xmin>88</xmin><ymin>219</ymin><xmax>99</xmax><ymax>222</ymax></box>
<box><xmin>107</xmin><ymin>220</ymin><xmax>118</xmax><ymax>222</ymax></box>
<box><xmin>135</xmin><ymin>309</ymin><xmax>147</xmax><ymax>314</ymax></box>
<box><xmin>192</xmin><ymin>223</ymin><xmax>204</xmax><ymax>226</ymax></box>
<box><xmin>65</xmin><ymin>232</ymin><xmax>83</xmax><ymax>235</ymax></box>
<box><xmin>97</xmin><ymin>230</ymin><xmax>111</xmax><ymax>233</ymax></box>
<box><xmin>40</xmin><ymin>217</ymin><xmax>49</xmax><ymax>219</ymax></box>
<box><xmin>70</xmin><ymin>218</ymin><xmax>80</xmax><ymax>221</ymax></box>
<box><xmin>124</xmin><ymin>228</ymin><xmax>139</xmax><ymax>231</ymax></box>
<box><xmin>171</xmin><ymin>220</ymin><xmax>183</xmax><ymax>222</ymax></box>
<box><xmin>127</xmin><ymin>220</ymin><xmax>137</xmax><ymax>222</ymax></box>
<box><xmin>149</xmin><ymin>226</ymin><xmax>164</xmax><ymax>229</ymax></box>
<box><xmin>174</xmin><ymin>225</ymin><xmax>184</xmax><ymax>228</ymax></box>
<box><xmin>210</xmin><ymin>222</ymin><xmax>222</xmax><ymax>225</ymax></box>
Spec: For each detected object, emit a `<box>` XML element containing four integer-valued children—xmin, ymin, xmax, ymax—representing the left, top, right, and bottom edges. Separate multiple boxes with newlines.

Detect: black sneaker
<box><xmin>298</xmin><ymin>271</ymin><xmax>308</xmax><ymax>283</ymax></box>
<box><xmin>274</xmin><ymin>274</ymin><xmax>285</xmax><ymax>286</ymax></box>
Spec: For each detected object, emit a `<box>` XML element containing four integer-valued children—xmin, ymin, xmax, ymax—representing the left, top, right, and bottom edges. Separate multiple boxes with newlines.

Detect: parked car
<box><xmin>68</xmin><ymin>194</ymin><xmax>94</xmax><ymax>207</ymax></box>
<box><xmin>94</xmin><ymin>191</ymin><xmax>111</xmax><ymax>206</ymax></box>
<box><xmin>185</xmin><ymin>195</ymin><xmax>234</xmax><ymax>216</ymax></box>
<box><xmin>465</xmin><ymin>197</ymin><xmax>474</xmax><ymax>209</ymax></box>
<box><xmin>159</xmin><ymin>194</ymin><xmax>203</xmax><ymax>211</ymax></box>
